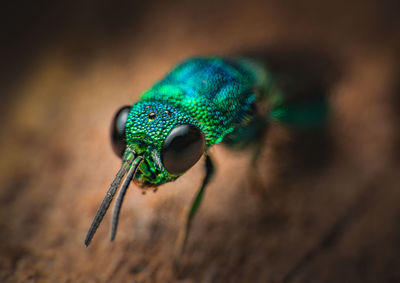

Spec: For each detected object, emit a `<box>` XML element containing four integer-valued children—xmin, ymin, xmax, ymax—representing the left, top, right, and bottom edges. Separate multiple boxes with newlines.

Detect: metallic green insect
<box><xmin>84</xmin><ymin>57</ymin><xmax>326</xmax><ymax>249</ymax></box>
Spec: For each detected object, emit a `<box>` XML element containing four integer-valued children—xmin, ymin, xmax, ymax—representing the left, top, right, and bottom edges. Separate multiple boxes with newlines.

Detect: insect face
<box><xmin>111</xmin><ymin>101</ymin><xmax>206</xmax><ymax>187</ymax></box>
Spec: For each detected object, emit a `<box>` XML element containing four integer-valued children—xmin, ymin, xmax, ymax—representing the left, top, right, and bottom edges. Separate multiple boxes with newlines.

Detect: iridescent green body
<box><xmin>125</xmin><ymin>57</ymin><xmax>274</xmax><ymax>187</ymax></box>
<box><xmin>84</xmin><ymin>56</ymin><xmax>327</xmax><ymax>248</ymax></box>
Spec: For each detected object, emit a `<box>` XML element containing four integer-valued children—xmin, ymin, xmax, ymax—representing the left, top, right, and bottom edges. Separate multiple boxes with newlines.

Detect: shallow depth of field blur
<box><xmin>1</xmin><ymin>0</ymin><xmax>399</xmax><ymax>282</ymax></box>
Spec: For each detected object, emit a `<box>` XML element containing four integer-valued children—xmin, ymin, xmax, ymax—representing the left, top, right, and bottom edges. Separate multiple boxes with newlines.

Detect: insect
<box><xmin>84</xmin><ymin>57</ymin><xmax>327</xmax><ymax>250</ymax></box>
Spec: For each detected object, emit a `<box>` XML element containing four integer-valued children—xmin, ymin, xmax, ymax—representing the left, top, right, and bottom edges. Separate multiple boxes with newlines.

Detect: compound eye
<box><xmin>161</xmin><ymin>124</ymin><xmax>205</xmax><ymax>175</ymax></box>
<box><xmin>111</xmin><ymin>105</ymin><xmax>131</xmax><ymax>158</ymax></box>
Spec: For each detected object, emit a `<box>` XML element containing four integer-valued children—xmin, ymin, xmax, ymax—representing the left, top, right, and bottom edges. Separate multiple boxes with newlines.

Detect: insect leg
<box><xmin>175</xmin><ymin>154</ymin><xmax>215</xmax><ymax>258</ymax></box>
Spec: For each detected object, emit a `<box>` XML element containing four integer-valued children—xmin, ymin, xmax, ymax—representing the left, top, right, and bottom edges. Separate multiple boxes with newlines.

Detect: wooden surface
<box><xmin>1</xmin><ymin>0</ymin><xmax>399</xmax><ymax>282</ymax></box>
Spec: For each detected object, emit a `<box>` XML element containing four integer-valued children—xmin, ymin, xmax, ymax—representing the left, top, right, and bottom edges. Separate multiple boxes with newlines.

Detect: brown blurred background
<box><xmin>0</xmin><ymin>0</ymin><xmax>399</xmax><ymax>282</ymax></box>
